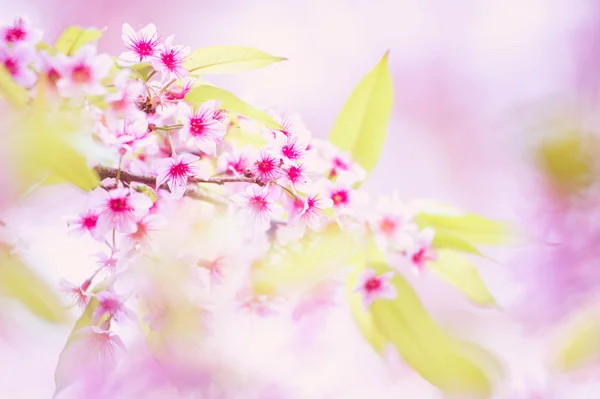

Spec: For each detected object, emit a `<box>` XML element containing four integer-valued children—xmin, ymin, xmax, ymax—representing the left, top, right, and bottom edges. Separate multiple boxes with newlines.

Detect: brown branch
<box><xmin>94</xmin><ymin>165</ymin><xmax>262</xmax><ymax>187</ymax></box>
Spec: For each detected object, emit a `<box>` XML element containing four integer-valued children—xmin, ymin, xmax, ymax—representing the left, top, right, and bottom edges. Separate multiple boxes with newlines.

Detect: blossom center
<box><xmin>281</xmin><ymin>142</ymin><xmax>301</xmax><ymax>160</ymax></box>
<box><xmin>109</xmin><ymin>197</ymin><xmax>130</xmax><ymax>213</ymax></box>
<box><xmin>47</xmin><ymin>68</ymin><xmax>61</xmax><ymax>84</ymax></box>
<box><xmin>170</xmin><ymin>161</ymin><xmax>190</xmax><ymax>178</ymax></box>
<box><xmin>364</xmin><ymin>277</ymin><xmax>382</xmax><ymax>292</ymax></box>
<box><xmin>189</xmin><ymin>117</ymin><xmax>207</xmax><ymax>136</ymax></box>
<box><xmin>412</xmin><ymin>248</ymin><xmax>426</xmax><ymax>266</ymax></box>
<box><xmin>287</xmin><ymin>166</ymin><xmax>301</xmax><ymax>181</ymax></box>
<box><xmin>379</xmin><ymin>217</ymin><xmax>396</xmax><ymax>235</ymax></box>
<box><xmin>82</xmin><ymin>214</ymin><xmax>98</xmax><ymax>229</ymax></box>
<box><xmin>249</xmin><ymin>196</ymin><xmax>268</xmax><ymax>211</ymax></box>
<box><xmin>134</xmin><ymin>41</ymin><xmax>154</xmax><ymax>58</ymax></box>
<box><xmin>331</xmin><ymin>190</ymin><xmax>348</xmax><ymax>206</ymax></box>
<box><xmin>3</xmin><ymin>58</ymin><xmax>18</xmax><ymax>75</ymax></box>
<box><xmin>5</xmin><ymin>27</ymin><xmax>26</xmax><ymax>43</ymax></box>
<box><xmin>72</xmin><ymin>64</ymin><xmax>92</xmax><ymax>84</ymax></box>
<box><xmin>257</xmin><ymin>159</ymin><xmax>276</xmax><ymax>173</ymax></box>
<box><xmin>160</xmin><ymin>50</ymin><xmax>177</xmax><ymax>70</ymax></box>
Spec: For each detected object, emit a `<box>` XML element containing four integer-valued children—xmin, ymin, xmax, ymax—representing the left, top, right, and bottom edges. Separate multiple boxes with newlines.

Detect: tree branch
<box><xmin>94</xmin><ymin>165</ymin><xmax>262</xmax><ymax>187</ymax></box>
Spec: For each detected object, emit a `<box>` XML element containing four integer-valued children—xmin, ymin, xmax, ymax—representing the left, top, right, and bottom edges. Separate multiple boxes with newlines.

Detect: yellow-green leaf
<box><xmin>429</xmin><ymin>250</ymin><xmax>495</xmax><ymax>306</ymax></box>
<box><xmin>415</xmin><ymin>212</ymin><xmax>523</xmax><ymax>246</ymax></box>
<box><xmin>225</xmin><ymin>125</ymin><xmax>268</xmax><ymax>148</ymax></box>
<box><xmin>185</xmin><ymin>45</ymin><xmax>286</xmax><ymax>74</ymax></box>
<box><xmin>10</xmin><ymin>79</ymin><xmax>100</xmax><ymax>191</ymax></box>
<box><xmin>54</xmin><ymin>26</ymin><xmax>104</xmax><ymax>56</ymax></box>
<box><xmin>36</xmin><ymin>41</ymin><xmax>55</xmax><ymax>54</ymax></box>
<box><xmin>432</xmin><ymin>230</ymin><xmax>484</xmax><ymax>256</ymax></box>
<box><xmin>0</xmin><ymin>249</ymin><xmax>68</xmax><ymax>324</ymax></box>
<box><xmin>555</xmin><ymin>310</ymin><xmax>600</xmax><ymax>371</ymax></box>
<box><xmin>347</xmin><ymin>239</ymin><xmax>497</xmax><ymax>397</ymax></box>
<box><xmin>130</xmin><ymin>62</ymin><xmax>155</xmax><ymax>81</ymax></box>
<box><xmin>0</xmin><ymin>65</ymin><xmax>28</xmax><ymax>108</ymax></box>
<box><xmin>186</xmin><ymin>85</ymin><xmax>282</xmax><ymax>130</ymax></box>
<box><xmin>328</xmin><ymin>51</ymin><xmax>393</xmax><ymax>174</ymax></box>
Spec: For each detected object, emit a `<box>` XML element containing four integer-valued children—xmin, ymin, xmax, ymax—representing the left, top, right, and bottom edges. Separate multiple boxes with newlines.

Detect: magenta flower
<box><xmin>155</xmin><ymin>153</ymin><xmax>205</xmax><ymax>199</ymax></box>
<box><xmin>250</xmin><ymin>151</ymin><xmax>283</xmax><ymax>183</ymax></box>
<box><xmin>106</xmin><ymin>115</ymin><xmax>153</xmax><ymax>154</ymax></box>
<box><xmin>354</xmin><ymin>268</ymin><xmax>397</xmax><ymax>310</ymax></box>
<box><xmin>312</xmin><ymin>138</ymin><xmax>366</xmax><ymax>183</ymax></box>
<box><xmin>92</xmin><ymin>290</ymin><xmax>134</xmax><ymax>325</ymax></box>
<box><xmin>273</xmin><ymin>132</ymin><xmax>311</xmax><ymax>165</ymax></box>
<box><xmin>151</xmin><ymin>35</ymin><xmax>190</xmax><ymax>82</ymax></box>
<box><xmin>1</xmin><ymin>16</ymin><xmax>42</xmax><ymax>46</ymax></box>
<box><xmin>123</xmin><ymin>213</ymin><xmax>167</xmax><ymax>251</ymax></box>
<box><xmin>0</xmin><ymin>44</ymin><xmax>36</xmax><ymax>87</ymax></box>
<box><xmin>217</xmin><ymin>147</ymin><xmax>253</xmax><ymax>176</ymax></box>
<box><xmin>286</xmin><ymin>185</ymin><xmax>333</xmax><ymax>234</ymax></box>
<box><xmin>281</xmin><ymin>163</ymin><xmax>309</xmax><ymax>191</ymax></box>
<box><xmin>177</xmin><ymin>101</ymin><xmax>227</xmax><ymax>155</ymax></box>
<box><xmin>68</xmin><ymin>209</ymin><xmax>103</xmax><ymax>241</ymax></box>
<box><xmin>88</xmin><ymin>187</ymin><xmax>153</xmax><ymax>235</ymax></box>
<box><xmin>59</xmin><ymin>278</ymin><xmax>92</xmax><ymax>309</ymax></box>
<box><xmin>119</xmin><ymin>23</ymin><xmax>161</xmax><ymax>64</ymax></box>
<box><xmin>35</xmin><ymin>51</ymin><xmax>67</xmax><ymax>91</ymax></box>
<box><xmin>57</xmin><ymin>44</ymin><xmax>113</xmax><ymax>97</ymax></box>
<box><xmin>405</xmin><ymin>228</ymin><xmax>437</xmax><ymax>269</ymax></box>
<box><xmin>105</xmin><ymin>69</ymin><xmax>145</xmax><ymax>119</ymax></box>
<box><xmin>232</xmin><ymin>185</ymin><xmax>282</xmax><ymax>232</ymax></box>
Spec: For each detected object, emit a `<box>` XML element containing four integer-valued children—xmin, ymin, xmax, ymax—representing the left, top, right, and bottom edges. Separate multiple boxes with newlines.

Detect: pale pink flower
<box><xmin>197</xmin><ymin>256</ymin><xmax>228</xmax><ymax>286</ymax></box>
<box><xmin>232</xmin><ymin>185</ymin><xmax>283</xmax><ymax>232</ymax></box>
<box><xmin>354</xmin><ymin>268</ymin><xmax>397</xmax><ymax>310</ymax></box>
<box><xmin>68</xmin><ymin>209</ymin><xmax>103</xmax><ymax>241</ymax></box>
<box><xmin>271</xmin><ymin>131</ymin><xmax>312</xmax><ymax>166</ymax></box>
<box><xmin>1</xmin><ymin>17</ymin><xmax>42</xmax><ymax>46</ymax></box>
<box><xmin>94</xmin><ymin>250</ymin><xmax>129</xmax><ymax>275</ymax></box>
<box><xmin>164</xmin><ymin>80</ymin><xmax>194</xmax><ymax>100</ymax></box>
<box><xmin>151</xmin><ymin>35</ymin><xmax>190</xmax><ymax>82</ymax></box>
<box><xmin>369</xmin><ymin>195</ymin><xmax>418</xmax><ymax>250</ymax></box>
<box><xmin>311</xmin><ymin>138</ymin><xmax>367</xmax><ymax>183</ymax></box>
<box><xmin>155</xmin><ymin>153</ymin><xmax>204</xmax><ymax>199</ymax></box>
<box><xmin>405</xmin><ymin>228</ymin><xmax>437</xmax><ymax>269</ymax></box>
<box><xmin>35</xmin><ymin>51</ymin><xmax>67</xmax><ymax>91</ymax></box>
<box><xmin>0</xmin><ymin>44</ymin><xmax>36</xmax><ymax>87</ymax></box>
<box><xmin>286</xmin><ymin>185</ymin><xmax>333</xmax><ymax>233</ymax></box>
<box><xmin>106</xmin><ymin>116</ymin><xmax>153</xmax><ymax>154</ymax></box>
<box><xmin>123</xmin><ymin>213</ymin><xmax>167</xmax><ymax>251</ymax></box>
<box><xmin>177</xmin><ymin>101</ymin><xmax>227</xmax><ymax>155</ymax></box>
<box><xmin>216</xmin><ymin>147</ymin><xmax>253</xmax><ymax>176</ymax></box>
<box><xmin>119</xmin><ymin>23</ymin><xmax>161</xmax><ymax>64</ymax></box>
<box><xmin>92</xmin><ymin>290</ymin><xmax>134</xmax><ymax>325</ymax></box>
<box><xmin>268</xmin><ymin>111</ymin><xmax>310</xmax><ymax>138</ymax></box>
<box><xmin>236</xmin><ymin>289</ymin><xmax>281</xmax><ymax>317</ymax></box>
<box><xmin>59</xmin><ymin>278</ymin><xmax>92</xmax><ymax>309</ymax></box>
<box><xmin>281</xmin><ymin>163</ymin><xmax>309</xmax><ymax>191</ymax></box>
<box><xmin>88</xmin><ymin>187</ymin><xmax>153</xmax><ymax>235</ymax></box>
<box><xmin>61</xmin><ymin>326</ymin><xmax>125</xmax><ymax>375</ymax></box>
<box><xmin>250</xmin><ymin>151</ymin><xmax>283</xmax><ymax>183</ymax></box>
<box><xmin>57</xmin><ymin>44</ymin><xmax>113</xmax><ymax>97</ymax></box>
<box><xmin>105</xmin><ymin>69</ymin><xmax>145</xmax><ymax>119</ymax></box>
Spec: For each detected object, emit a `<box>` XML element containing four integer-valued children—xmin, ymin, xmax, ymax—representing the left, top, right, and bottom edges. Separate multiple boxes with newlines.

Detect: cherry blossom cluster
<box><xmin>1</xmin><ymin>17</ymin><xmax>440</xmax><ymax>393</ymax></box>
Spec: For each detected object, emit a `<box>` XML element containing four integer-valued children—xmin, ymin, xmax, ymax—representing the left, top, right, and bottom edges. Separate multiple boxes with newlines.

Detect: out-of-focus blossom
<box><xmin>57</xmin><ymin>44</ymin><xmax>113</xmax><ymax>97</ymax></box>
<box><xmin>0</xmin><ymin>44</ymin><xmax>36</xmax><ymax>87</ymax></box>
<box><xmin>88</xmin><ymin>187</ymin><xmax>153</xmax><ymax>235</ymax></box>
<box><xmin>354</xmin><ymin>268</ymin><xmax>396</xmax><ymax>310</ymax></box>
<box><xmin>59</xmin><ymin>278</ymin><xmax>92</xmax><ymax>309</ymax></box>
<box><xmin>1</xmin><ymin>16</ymin><xmax>42</xmax><ymax>46</ymax></box>
<box><xmin>232</xmin><ymin>184</ymin><xmax>283</xmax><ymax>232</ymax></box>
<box><xmin>92</xmin><ymin>290</ymin><xmax>134</xmax><ymax>325</ymax></box>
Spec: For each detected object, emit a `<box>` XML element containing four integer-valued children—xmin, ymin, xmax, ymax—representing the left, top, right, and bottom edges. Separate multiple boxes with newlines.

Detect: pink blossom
<box><xmin>55</xmin><ymin>326</ymin><xmax>125</xmax><ymax>394</ymax></box>
<box><xmin>354</xmin><ymin>268</ymin><xmax>397</xmax><ymax>310</ymax></box>
<box><xmin>155</xmin><ymin>153</ymin><xmax>205</xmax><ymax>199</ymax></box>
<box><xmin>105</xmin><ymin>69</ymin><xmax>145</xmax><ymax>119</ymax></box>
<box><xmin>405</xmin><ymin>228</ymin><xmax>437</xmax><ymax>269</ymax></box>
<box><xmin>119</xmin><ymin>23</ymin><xmax>161</xmax><ymax>64</ymax></box>
<box><xmin>68</xmin><ymin>209</ymin><xmax>103</xmax><ymax>241</ymax></box>
<box><xmin>250</xmin><ymin>151</ymin><xmax>283</xmax><ymax>183</ymax></box>
<box><xmin>57</xmin><ymin>44</ymin><xmax>113</xmax><ymax>97</ymax></box>
<box><xmin>105</xmin><ymin>115</ymin><xmax>153</xmax><ymax>154</ymax></box>
<box><xmin>164</xmin><ymin>80</ymin><xmax>193</xmax><ymax>100</ymax></box>
<box><xmin>123</xmin><ymin>213</ymin><xmax>167</xmax><ymax>251</ymax></box>
<box><xmin>232</xmin><ymin>185</ymin><xmax>283</xmax><ymax>232</ymax></box>
<box><xmin>177</xmin><ymin>101</ymin><xmax>227</xmax><ymax>155</ymax></box>
<box><xmin>217</xmin><ymin>147</ymin><xmax>253</xmax><ymax>176</ymax></box>
<box><xmin>0</xmin><ymin>44</ymin><xmax>36</xmax><ymax>87</ymax></box>
<box><xmin>94</xmin><ymin>250</ymin><xmax>129</xmax><ymax>275</ymax></box>
<box><xmin>272</xmin><ymin>131</ymin><xmax>312</xmax><ymax>165</ymax></box>
<box><xmin>286</xmin><ymin>185</ymin><xmax>333</xmax><ymax>233</ymax></box>
<box><xmin>281</xmin><ymin>163</ymin><xmax>309</xmax><ymax>191</ymax></box>
<box><xmin>35</xmin><ymin>51</ymin><xmax>67</xmax><ymax>91</ymax></box>
<box><xmin>269</xmin><ymin>111</ymin><xmax>310</xmax><ymax>138</ymax></box>
<box><xmin>59</xmin><ymin>278</ymin><xmax>92</xmax><ymax>309</ymax></box>
<box><xmin>88</xmin><ymin>187</ymin><xmax>153</xmax><ymax>235</ymax></box>
<box><xmin>236</xmin><ymin>289</ymin><xmax>281</xmax><ymax>317</ymax></box>
<box><xmin>369</xmin><ymin>195</ymin><xmax>418</xmax><ymax>250</ymax></box>
<box><xmin>1</xmin><ymin>17</ymin><xmax>42</xmax><ymax>46</ymax></box>
<box><xmin>311</xmin><ymin>138</ymin><xmax>366</xmax><ymax>183</ymax></box>
<box><xmin>197</xmin><ymin>256</ymin><xmax>228</xmax><ymax>286</ymax></box>
<box><xmin>92</xmin><ymin>290</ymin><xmax>134</xmax><ymax>325</ymax></box>
<box><xmin>151</xmin><ymin>35</ymin><xmax>190</xmax><ymax>82</ymax></box>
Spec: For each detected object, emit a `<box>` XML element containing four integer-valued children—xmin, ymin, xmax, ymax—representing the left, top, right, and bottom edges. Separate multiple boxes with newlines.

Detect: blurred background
<box><xmin>2</xmin><ymin>0</ymin><xmax>600</xmax><ymax>397</ymax></box>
